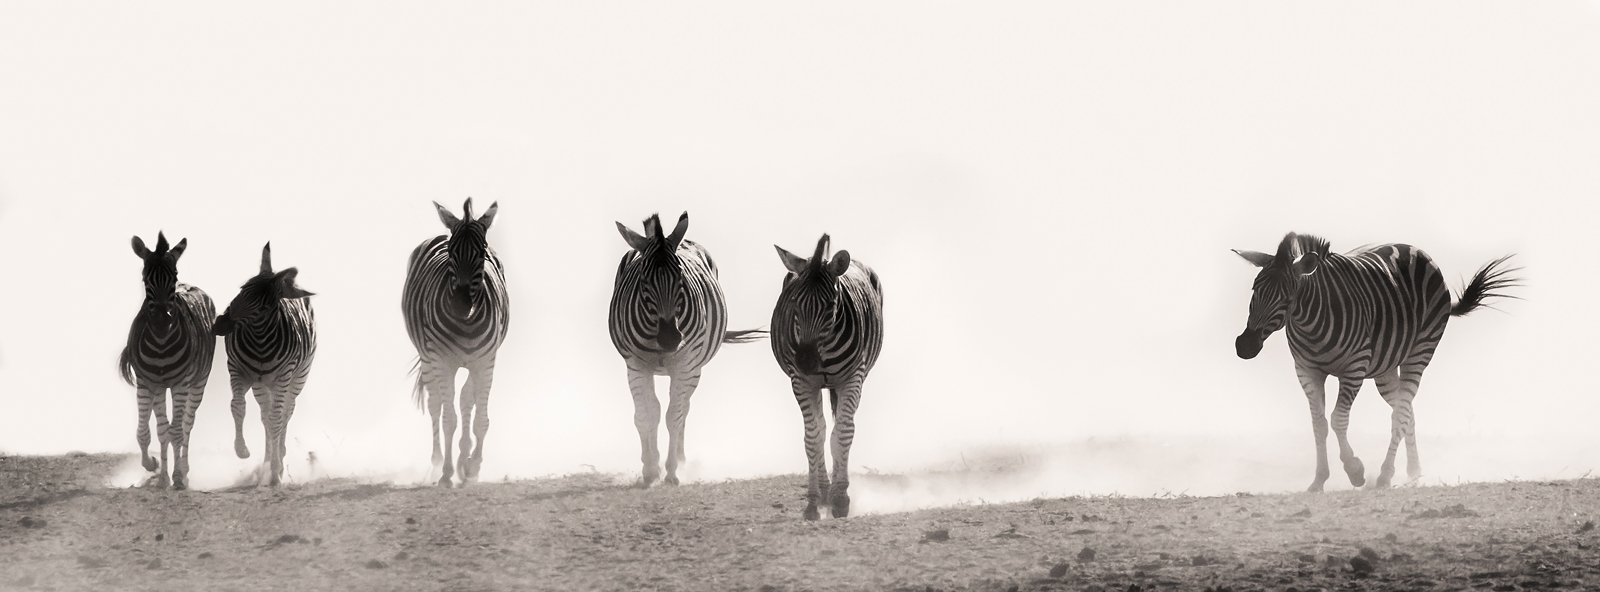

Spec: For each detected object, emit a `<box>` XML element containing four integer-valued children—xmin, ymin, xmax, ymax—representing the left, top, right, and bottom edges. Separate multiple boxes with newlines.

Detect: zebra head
<box><xmin>1233</xmin><ymin>232</ymin><xmax>1325</xmax><ymax>360</ymax></box>
<box><xmin>774</xmin><ymin>234</ymin><xmax>852</xmax><ymax>375</ymax></box>
<box><xmin>436</xmin><ymin>198</ymin><xmax>499</xmax><ymax>315</ymax></box>
<box><xmin>616</xmin><ymin>212</ymin><xmax>691</xmax><ymax>353</ymax></box>
<box><xmin>213</xmin><ymin>242</ymin><xmax>314</xmax><ymax>336</ymax></box>
<box><xmin>131</xmin><ymin>232</ymin><xmax>188</xmax><ymax>327</ymax></box>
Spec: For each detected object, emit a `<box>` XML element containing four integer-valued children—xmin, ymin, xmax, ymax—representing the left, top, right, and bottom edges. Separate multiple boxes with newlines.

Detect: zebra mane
<box><xmin>1275</xmin><ymin>232</ymin><xmax>1331</xmax><ymax>265</ymax></box>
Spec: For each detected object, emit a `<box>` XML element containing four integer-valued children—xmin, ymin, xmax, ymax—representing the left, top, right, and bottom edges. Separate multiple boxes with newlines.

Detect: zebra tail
<box><xmin>1452</xmin><ymin>254</ymin><xmax>1523</xmax><ymax>317</ymax></box>
<box><xmin>722</xmin><ymin>328</ymin><xmax>769</xmax><ymax>344</ymax></box>
<box><xmin>409</xmin><ymin>357</ymin><xmax>426</xmax><ymax>410</ymax></box>
<box><xmin>118</xmin><ymin>344</ymin><xmax>136</xmax><ymax>386</ymax></box>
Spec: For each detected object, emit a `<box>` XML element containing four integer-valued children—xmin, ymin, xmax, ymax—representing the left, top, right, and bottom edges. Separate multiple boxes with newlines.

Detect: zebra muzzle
<box><xmin>1235</xmin><ymin>330</ymin><xmax>1264</xmax><ymax>360</ymax></box>
<box><xmin>212</xmin><ymin>314</ymin><xmax>235</xmax><ymax>336</ymax></box>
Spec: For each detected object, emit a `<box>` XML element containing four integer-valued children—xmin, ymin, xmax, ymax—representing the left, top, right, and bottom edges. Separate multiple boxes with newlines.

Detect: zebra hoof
<box><xmin>172</xmin><ymin>475</ymin><xmax>187</xmax><ymax>491</ymax></box>
<box><xmin>830</xmin><ymin>498</ymin><xmax>850</xmax><ymax>519</ymax></box>
<box><xmin>803</xmin><ymin>505</ymin><xmax>821</xmax><ymax>521</ymax></box>
<box><xmin>1306</xmin><ymin>481</ymin><xmax>1325</xmax><ymax>493</ymax></box>
<box><xmin>141</xmin><ymin>457</ymin><xmax>158</xmax><ymax>472</ymax></box>
<box><xmin>664</xmin><ymin>475</ymin><xmax>679</xmax><ymax>486</ymax></box>
<box><xmin>436</xmin><ymin>476</ymin><xmax>454</xmax><ymax>488</ymax></box>
<box><xmin>235</xmin><ymin>441</ymin><xmax>250</xmax><ymax>459</ymax></box>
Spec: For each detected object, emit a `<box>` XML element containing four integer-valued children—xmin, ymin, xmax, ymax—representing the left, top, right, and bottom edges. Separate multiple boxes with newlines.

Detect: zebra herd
<box><xmin>120</xmin><ymin>199</ymin><xmax>1517</xmax><ymax>518</ymax></box>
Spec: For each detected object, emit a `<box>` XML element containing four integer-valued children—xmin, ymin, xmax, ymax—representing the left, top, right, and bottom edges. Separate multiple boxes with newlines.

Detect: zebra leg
<box><xmin>1373</xmin><ymin>368</ymin><xmax>1422</xmax><ymax>487</ymax></box>
<box><xmin>1295</xmin><ymin>364</ymin><xmax>1331</xmax><ymax>492</ymax></box>
<box><xmin>456</xmin><ymin>369</ymin><xmax>477</xmax><ymax>485</ymax></box>
<box><xmin>229</xmin><ymin>372</ymin><xmax>251</xmax><ymax>459</ymax></box>
<box><xmin>627</xmin><ymin>365</ymin><xmax>663</xmax><ymax>487</ymax></box>
<box><xmin>252</xmin><ymin>383</ymin><xmax>273</xmax><ymax>486</ymax></box>
<box><xmin>462</xmin><ymin>360</ymin><xmax>496</xmax><ymax>483</ymax></box>
<box><xmin>432</xmin><ymin>367</ymin><xmax>461</xmax><ymax>488</ymax></box>
<box><xmin>792</xmin><ymin>375</ymin><xmax>828</xmax><ymax>520</ymax></box>
<box><xmin>663</xmin><ymin>371</ymin><xmax>703</xmax><ymax>486</ymax></box>
<box><xmin>276</xmin><ymin>375</ymin><xmax>304</xmax><ymax>486</ymax></box>
<box><xmin>135</xmin><ymin>383</ymin><xmax>158</xmax><ymax>473</ymax></box>
<box><xmin>152</xmin><ymin>388</ymin><xmax>172</xmax><ymax>488</ymax></box>
<box><xmin>828</xmin><ymin>380</ymin><xmax>864</xmax><ymax>518</ymax></box>
<box><xmin>1330</xmin><ymin>377</ymin><xmax>1366</xmax><ymax>488</ymax></box>
<box><xmin>168</xmin><ymin>387</ymin><xmax>198</xmax><ymax>491</ymax></box>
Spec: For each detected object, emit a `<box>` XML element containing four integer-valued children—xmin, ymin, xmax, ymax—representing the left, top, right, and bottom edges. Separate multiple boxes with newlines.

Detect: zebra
<box><xmin>213</xmin><ymin>243</ymin><xmax>317</xmax><ymax>487</ymax></box>
<box><xmin>609</xmin><ymin>212</ymin><xmax>765</xmax><ymax>487</ymax></box>
<box><xmin>120</xmin><ymin>232</ymin><xmax>216</xmax><ymax>490</ymax></box>
<box><xmin>771</xmin><ymin>234</ymin><xmax>884</xmax><ymax>520</ymax></box>
<box><xmin>403</xmin><ymin>198</ymin><xmax>509</xmax><ymax>487</ymax></box>
<box><xmin>1234</xmin><ymin>232</ymin><xmax>1519</xmax><ymax>492</ymax></box>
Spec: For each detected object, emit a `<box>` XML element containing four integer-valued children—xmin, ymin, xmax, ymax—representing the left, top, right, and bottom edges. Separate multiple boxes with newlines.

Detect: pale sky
<box><xmin>2</xmin><ymin>3</ymin><xmax>1597</xmax><ymax>500</ymax></box>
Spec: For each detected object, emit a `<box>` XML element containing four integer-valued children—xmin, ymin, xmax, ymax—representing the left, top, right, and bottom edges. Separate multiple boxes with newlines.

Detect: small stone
<box><xmin>365</xmin><ymin>559</ymin><xmax>387</xmax><ymax>569</ymax></box>
<box><xmin>1078</xmin><ymin>547</ymin><xmax>1097</xmax><ymax>562</ymax></box>
<box><xmin>1350</xmin><ymin>556</ymin><xmax>1374</xmax><ymax>574</ymax></box>
<box><xmin>394</xmin><ymin>551</ymin><xmax>410</xmax><ymax>561</ymax></box>
<box><xmin>1049</xmin><ymin>562</ymin><xmax>1070</xmax><ymax>578</ymax></box>
<box><xmin>19</xmin><ymin>517</ymin><xmax>45</xmax><ymax>529</ymax></box>
<box><xmin>1297</xmin><ymin>553</ymin><xmax>1316</xmax><ymax>563</ymax></box>
<box><xmin>921</xmin><ymin>529</ymin><xmax>950</xmax><ymax>543</ymax></box>
<box><xmin>1384</xmin><ymin>533</ymin><xmax>1398</xmax><ymax>542</ymax></box>
<box><xmin>771</xmin><ymin>502</ymin><xmax>784</xmax><ymax>509</ymax></box>
<box><xmin>146</xmin><ymin>558</ymin><xmax>162</xmax><ymax>570</ymax></box>
<box><xmin>155</xmin><ymin>533</ymin><xmax>164</xmax><ymax>542</ymax></box>
<box><xmin>1359</xmin><ymin>547</ymin><xmax>1381</xmax><ymax>562</ymax></box>
<box><xmin>275</xmin><ymin>534</ymin><xmax>300</xmax><ymax>545</ymax></box>
<box><xmin>1128</xmin><ymin>585</ymin><xmax>1142</xmax><ymax>592</ymax></box>
<box><xmin>198</xmin><ymin>552</ymin><xmax>213</xmax><ymax>559</ymax></box>
<box><xmin>405</xmin><ymin>517</ymin><xmax>417</xmax><ymax>525</ymax></box>
<box><xmin>1578</xmin><ymin>521</ymin><xmax>1594</xmax><ymax>534</ymax></box>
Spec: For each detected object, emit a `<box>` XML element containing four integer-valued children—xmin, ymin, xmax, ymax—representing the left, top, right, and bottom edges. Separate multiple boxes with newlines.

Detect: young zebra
<box><xmin>609</xmin><ymin>212</ymin><xmax>765</xmax><ymax>487</ymax></box>
<box><xmin>772</xmin><ymin>234</ymin><xmax>884</xmax><ymax>519</ymax></box>
<box><xmin>403</xmin><ymin>198</ymin><xmax>510</xmax><ymax>487</ymax></box>
<box><xmin>1234</xmin><ymin>232</ymin><xmax>1519</xmax><ymax>492</ymax></box>
<box><xmin>120</xmin><ymin>232</ymin><xmax>216</xmax><ymax>490</ymax></box>
<box><xmin>213</xmin><ymin>243</ymin><xmax>317</xmax><ymax>487</ymax></box>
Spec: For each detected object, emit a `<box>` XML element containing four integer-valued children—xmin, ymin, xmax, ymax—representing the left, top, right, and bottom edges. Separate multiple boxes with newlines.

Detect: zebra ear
<box><xmin>435</xmin><ymin>201</ymin><xmax>462</xmax><ymax>230</ymax></box>
<box><xmin>826</xmin><ymin>250</ymin><xmax>851</xmax><ymax>277</ymax></box>
<box><xmin>478</xmin><ymin>201</ymin><xmax>499</xmax><ymax>229</ymax></box>
<box><xmin>168</xmin><ymin>238</ymin><xmax>188</xmax><ymax>262</ymax></box>
<box><xmin>132</xmin><ymin>236</ymin><xmax>152</xmax><ymax>259</ymax></box>
<box><xmin>1292</xmin><ymin>252</ymin><xmax>1321</xmax><ymax>277</ymax></box>
<box><xmin>1233</xmin><ymin>249</ymin><xmax>1274</xmax><ymax>268</ymax></box>
<box><xmin>664</xmin><ymin>212</ymin><xmax>689</xmax><ymax>251</ymax></box>
<box><xmin>775</xmin><ymin>245</ymin><xmax>809</xmax><ymax>274</ymax></box>
<box><xmin>259</xmin><ymin>242</ymin><xmax>273</xmax><ymax>276</ymax></box>
<box><xmin>617</xmin><ymin>222</ymin><xmax>652</xmax><ymax>252</ymax></box>
<box><xmin>274</xmin><ymin>268</ymin><xmax>314</xmax><ymax>299</ymax></box>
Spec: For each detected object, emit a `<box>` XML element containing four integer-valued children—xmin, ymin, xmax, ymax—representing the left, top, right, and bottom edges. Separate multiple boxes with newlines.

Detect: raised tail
<box><xmin>723</xmin><ymin>328</ymin><xmax>769</xmax><ymax>344</ymax></box>
<box><xmin>1452</xmin><ymin>254</ymin><xmax>1522</xmax><ymax>317</ymax></box>
<box><xmin>409</xmin><ymin>357</ymin><xmax>426</xmax><ymax>410</ymax></box>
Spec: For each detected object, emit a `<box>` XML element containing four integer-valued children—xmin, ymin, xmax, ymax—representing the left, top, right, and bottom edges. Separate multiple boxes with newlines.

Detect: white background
<box><xmin>1</xmin><ymin>3</ymin><xmax>1596</xmax><ymax>508</ymax></box>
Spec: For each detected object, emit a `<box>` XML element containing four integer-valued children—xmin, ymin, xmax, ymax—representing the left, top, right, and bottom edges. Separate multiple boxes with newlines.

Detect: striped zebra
<box><xmin>213</xmin><ymin>243</ymin><xmax>317</xmax><ymax>487</ymax></box>
<box><xmin>403</xmin><ymin>198</ymin><xmax>509</xmax><ymax>487</ymax></box>
<box><xmin>772</xmin><ymin>234</ymin><xmax>884</xmax><ymax>519</ymax></box>
<box><xmin>1234</xmin><ymin>232</ymin><xmax>1519</xmax><ymax>492</ymax></box>
<box><xmin>609</xmin><ymin>212</ymin><xmax>765</xmax><ymax>487</ymax></box>
<box><xmin>120</xmin><ymin>232</ymin><xmax>216</xmax><ymax>490</ymax></box>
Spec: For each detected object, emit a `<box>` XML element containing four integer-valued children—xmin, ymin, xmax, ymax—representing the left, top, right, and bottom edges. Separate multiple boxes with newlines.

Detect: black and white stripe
<box><xmin>402</xmin><ymin>198</ymin><xmax>510</xmax><ymax>487</ymax></box>
<box><xmin>1235</xmin><ymin>232</ymin><xmax>1519</xmax><ymax>491</ymax></box>
<box><xmin>609</xmin><ymin>212</ymin><xmax>764</xmax><ymax>486</ymax></box>
<box><xmin>214</xmin><ymin>243</ymin><xmax>317</xmax><ymax>487</ymax></box>
<box><xmin>120</xmin><ymin>232</ymin><xmax>216</xmax><ymax>490</ymax></box>
<box><xmin>771</xmin><ymin>234</ymin><xmax>884</xmax><ymax>519</ymax></box>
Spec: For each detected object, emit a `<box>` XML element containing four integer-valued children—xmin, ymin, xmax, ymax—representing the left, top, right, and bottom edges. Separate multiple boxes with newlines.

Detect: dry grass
<box><xmin>2</xmin><ymin>453</ymin><xmax>1599</xmax><ymax>591</ymax></box>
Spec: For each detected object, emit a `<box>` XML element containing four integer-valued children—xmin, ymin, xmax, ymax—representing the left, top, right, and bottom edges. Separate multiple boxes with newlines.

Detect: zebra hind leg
<box><xmin>1374</xmin><ymin>368</ymin><xmax>1423</xmax><ymax>487</ymax></box>
<box><xmin>663</xmin><ymin>372</ymin><xmax>703</xmax><ymax>486</ymax></box>
<box><xmin>1330</xmin><ymin>377</ymin><xmax>1366</xmax><ymax>488</ymax></box>
<box><xmin>253</xmin><ymin>384</ymin><xmax>277</xmax><ymax>486</ymax></box>
<box><xmin>626</xmin><ymin>366</ymin><xmax>663</xmax><ymax>487</ymax></box>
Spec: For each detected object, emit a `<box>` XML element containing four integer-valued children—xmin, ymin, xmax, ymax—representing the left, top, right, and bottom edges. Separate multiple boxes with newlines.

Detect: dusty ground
<box><xmin>2</xmin><ymin>453</ymin><xmax>1599</xmax><ymax>592</ymax></box>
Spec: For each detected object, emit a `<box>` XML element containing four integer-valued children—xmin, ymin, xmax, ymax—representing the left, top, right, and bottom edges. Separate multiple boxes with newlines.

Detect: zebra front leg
<box><xmin>828</xmin><ymin>381</ymin><xmax>865</xmax><ymax>518</ymax></box>
<box><xmin>1330</xmin><ymin>377</ymin><xmax>1366</xmax><ymax>488</ymax></box>
<box><xmin>135</xmin><ymin>383</ymin><xmax>159</xmax><ymax>473</ymax></box>
<box><xmin>792</xmin><ymin>376</ymin><xmax>828</xmax><ymax>520</ymax></box>
<box><xmin>1295</xmin><ymin>365</ymin><xmax>1331</xmax><ymax>492</ymax></box>
<box><xmin>456</xmin><ymin>368</ymin><xmax>477</xmax><ymax>485</ymax></box>
<box><xmin>663</xmin><ymin>371</ymin><xmax>703</xmax><ymax>486</ymax></box>
<box><xmin>626</xmin><ymin>365</ymin><xmax>663</xmax><ymax>487</ymax></box>
<box><xmin>275</xmin><ymin>376</ymin><xmax>304</xmax><ymax>486</ymax></box>
<box><xmin>152</xmin><ymin>388</ymin><xmax>172</xmax><ymax>488</ymax></box>
<box><xmin>425</xmin><ymin>365</ymin><xmax>460</xmax><ymax>487</ymax></box>
<box><xmin>1374</xmin><ymin>369</ymin><xmax>1422</xmax><ymax>487</ymax></box>
<box><xmin>462</xmin><ymin>360</ymin><xmax>496</xmax><ymax>483</ymax></box>
<box><xmin>253</xmin><ymin>385</ymin><xmax>275</xmax><ymax>486</ymax></box>
<box><xmin>229</xmin><ymin>372</ymin><xmax>251</xmax><ymax>459</ymax></box>
<box><xmin>169</xmin><ymin>387</ymin><xmax>202</xmax><ymax>491</ymax></box>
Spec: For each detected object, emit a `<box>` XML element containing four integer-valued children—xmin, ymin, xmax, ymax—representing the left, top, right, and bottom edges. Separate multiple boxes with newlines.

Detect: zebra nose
<box><xmin>1236</xmin><ymin>331</ymin><xmax>1263</xmax><ymax>359</ymax></box>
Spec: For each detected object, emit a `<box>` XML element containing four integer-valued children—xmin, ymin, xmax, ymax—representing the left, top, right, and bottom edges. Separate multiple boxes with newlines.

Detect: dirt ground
<box><xmin>2</xmin><ymin>453</ymin><xmax>1599</xmax><ymax>592</ymax></box>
